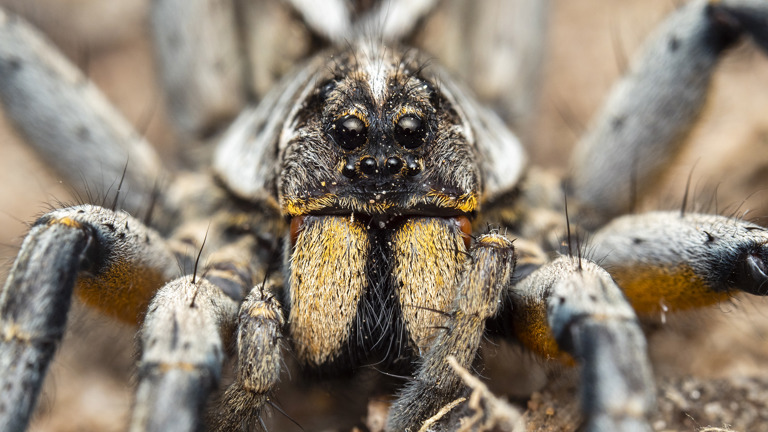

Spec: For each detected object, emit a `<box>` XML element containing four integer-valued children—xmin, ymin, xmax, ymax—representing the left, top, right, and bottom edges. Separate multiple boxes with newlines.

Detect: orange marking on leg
<box><xmin>157</xmin><ymin>362</ymin><xmax>200</xmax><ymax>373</ymax></box>
<box><xmin>512</xmin><ymin>300</ymin><xmax>574</xmax><ymax>365</ymax></box>
<box><xmin>477</xmin><ymin>234</ymin><xmax>512</xmax><ymax>248</ymax></box>
<box><xmin>613</xmin><ymin>264</ymin><xmax>733</xmax><ymax>317</ymax></box>
<box><xmin>48</xmin><ymin>217</ymin><xmax>82</xmax><ymax>229</ymax></box>
<box><xmin>76</xmin><ymin>260</ymin><xmax>168</xmax><ymax>325</ymax></box>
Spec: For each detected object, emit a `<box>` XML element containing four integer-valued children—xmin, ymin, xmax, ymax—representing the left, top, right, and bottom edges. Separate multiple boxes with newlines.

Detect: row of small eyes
<box><xmin>331</xmin><ymin>114</ymin><xmax>427</xmax><ymax>150</ymax></box>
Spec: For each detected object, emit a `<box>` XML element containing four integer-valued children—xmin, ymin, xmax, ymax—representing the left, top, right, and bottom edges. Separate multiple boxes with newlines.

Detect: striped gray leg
<box><xmin>0</xmin><ymin>205</ymin><xmax>180</xmax><ymax>431</ymax></box>
<box><xmin>570</xmin><ymin>0</ymin><xmax>764</xmax><ymax>224</ymax></box>
<box><xmin>130</xmin><ymin>276</ymin><xmax>241</xmax><ymax>432</ymax></box>
<box><xmin>210</xmin><ymin>281</ymin><xmax>285</xmax><ymax>432</ymax></box>
<box><xmin>0</xmin><ymin>8</ymin><xmax>163</xmax><ymax>215</ymax></box>
<box><xmin>131</xmin><ymin>233</ymin><xmax>262</xmax><ymax>432</ymax></box>
<box><xmin>510</xmin><ymin>257</ymin><xmax>654</xmax><ymax>432</ymax></box>
<box><xmin>150</xmin><ymin>0</ymin><xmax>245</xmax><ymax>136</ymax></box>
<box><xmin>591</xmin><ymin>211</ymin><xmax>768</xmax><ymax>320</ymax></box>
<box><xmin>386</xmin><ymin>233</ymin><xmax>516</xmax><ymax>432</ymax></box>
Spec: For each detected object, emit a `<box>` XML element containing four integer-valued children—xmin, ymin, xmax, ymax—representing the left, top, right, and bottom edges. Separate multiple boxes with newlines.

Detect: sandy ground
<box><xmin>1</xmin><ymin>1</ymin><xmax>768</xmax><ymax>431</ymax></box>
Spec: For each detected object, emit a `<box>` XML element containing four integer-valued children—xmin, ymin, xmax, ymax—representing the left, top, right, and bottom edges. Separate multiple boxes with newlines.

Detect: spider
<box><xmin>1</xmin><ymin>0</ymin><xmax>768</xmax><ymax>431</ymax></box>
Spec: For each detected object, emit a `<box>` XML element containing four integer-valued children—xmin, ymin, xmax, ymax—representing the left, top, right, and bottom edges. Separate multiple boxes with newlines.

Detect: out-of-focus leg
<box><xmin>0</xmin><ymin>8</ymin><xmax>164</xmax><ymax>215</ymax></box>
<box><xmin>150</xmin><ymin>0</ymin><xmax>245</xmax><ymax>136</ymax></box>
<box><xmin>416</xmin><ymin>0</ymin><xmax>550</xmax><ymax>129</ymax></box>
<box><xmin>570</xmin><ymin>0</ymin><xmax>757</xmax><ymax>224</ymax></box>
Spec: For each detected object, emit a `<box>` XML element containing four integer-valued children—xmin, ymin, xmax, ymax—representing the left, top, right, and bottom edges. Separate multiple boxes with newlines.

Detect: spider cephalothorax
<box><xmin>1</xmin><ymin>1</ymin><xmax>768</xmax><ymax>431</ymax></box>
<box><xmin>279</xmin><ymin>44</ymin><xmax>480</xmax><ymax>219</ymax></box>
<box><xmin>226</xmin><ymin>41</ymin><xmax>512</xmax><ymax>379</ymax></box>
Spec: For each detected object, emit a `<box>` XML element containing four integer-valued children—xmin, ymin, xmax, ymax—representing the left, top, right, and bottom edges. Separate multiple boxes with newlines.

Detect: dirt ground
<box><xmin>1</xmin><ymin>1</ymin><xmax>768</xmax><ymax>431</ymax></box>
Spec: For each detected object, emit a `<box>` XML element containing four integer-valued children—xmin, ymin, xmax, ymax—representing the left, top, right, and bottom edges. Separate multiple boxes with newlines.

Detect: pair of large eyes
<box><xmin>332</xmin><ymin>114</ymin><xmax>427</xmax><ymax>150</ymax></box>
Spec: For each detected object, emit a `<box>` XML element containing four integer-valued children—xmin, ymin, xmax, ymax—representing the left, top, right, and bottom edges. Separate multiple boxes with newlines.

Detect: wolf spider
<box><xmin>2</xmin><ymin>1</ymin><xmax>768</xmax><ymax>431</ymax></box>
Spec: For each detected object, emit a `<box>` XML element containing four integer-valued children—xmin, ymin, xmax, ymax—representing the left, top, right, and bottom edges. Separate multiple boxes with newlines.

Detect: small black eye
<box><xmin>319</xmin><ymin>80</ymin><xmax>336</xmax><ymax>99</ymax></box>
<box><xmin>395</xmin><ymin>114</ymin><xmax>426</xmax><ymax>149</ymax></box>
<box><xmin>333</xmin><ymin>115</ymin><xmax>367</xmax><ymax>150</ymax></box>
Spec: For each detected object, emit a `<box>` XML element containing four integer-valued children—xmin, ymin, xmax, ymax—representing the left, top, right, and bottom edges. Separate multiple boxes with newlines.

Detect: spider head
<box><xmin>273</xmin><ymin>44</ymin><xmax>485</xmax><ymax>365</ymax></box>
<box><xmin>278</xmin><ymin>42</ymin><xmax>481</xmax><ymax>224</ymax></box>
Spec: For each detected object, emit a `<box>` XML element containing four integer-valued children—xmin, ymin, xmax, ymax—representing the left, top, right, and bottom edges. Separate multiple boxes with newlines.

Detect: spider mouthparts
<box><xmin>288</xmin><ymin>214</ymin><xmax>472</xmax><ymax>248</ymax></box>
<box><xmin>290</xmin><ymin>215</ymin><xmax>306</xmax><ymax>246</ymax></box>
<box><xmin>455</xmin><ymin>215</ymin><xmax>472</xmax><ymax>249</ymax></box>
<box><xmin>734</xmin><ymin>253</ymin><xmax>768</xmax><ymax>296</ymax></box>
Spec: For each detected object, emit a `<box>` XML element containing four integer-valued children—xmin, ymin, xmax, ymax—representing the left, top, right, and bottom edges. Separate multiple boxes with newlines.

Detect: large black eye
<box><xmin>395</xmin><ymin>114</ymin><xmax>427</xmax><ymax>149</ymax></box>
<box><xmin>333</xmin><ymin>115</ymin><xmax>367</xmax><ymax>150</ymax></box>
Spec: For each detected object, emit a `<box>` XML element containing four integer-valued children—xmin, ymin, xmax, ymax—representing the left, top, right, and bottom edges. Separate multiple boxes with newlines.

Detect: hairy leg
<box><xmin>210</xmin><ymin>281</ymin><xmax>285</xmax><ymax>431</ymax></box>
<box><xmin>387</xmin><ymin>232</ymin><xmax>516</xmax><ymax>431</ymax></box>
<box><xmin>0</xmin><ymin>8</ymin><xmax>164</xmax><ymax>216</ymax></box>
<box><xmin>591</xmin><ymin>211</ymin><xmax>768</xmax><ymax>319</ymax></box>
<box><xmin>509</xmin><ymin>257</ymin><xmax>654</xmax><ymax>432</ymax></box>
<box><xmin>131</xmin><ymin>276</ymin><xmax>241</xmax><ymax>432</ymax></box>
<box><xmin>570</xmin><ymin>0</ymin><xmax>768</xmax><ymax>224</ymax></box>
<box><xmin>0</xmin><ymin>205</ymin><xmax>181</xmax><ymax>431</ymax></box>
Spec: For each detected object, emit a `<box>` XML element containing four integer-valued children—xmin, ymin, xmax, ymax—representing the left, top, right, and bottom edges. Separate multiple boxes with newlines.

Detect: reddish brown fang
<box><xmin>456</xmin><ymin>215</ymin><xmax>472</xmax><ymax>249</ymax></box>
<box><xmin>290</xmin><ymin>215</ymin><xmax>306</xmax><ymax>246</ymax></box>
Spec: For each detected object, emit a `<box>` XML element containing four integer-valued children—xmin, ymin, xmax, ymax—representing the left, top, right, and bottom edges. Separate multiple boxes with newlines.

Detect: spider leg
<box><xmin>129</xmin><ymin>211</ymin><xmax>274</xmax><ymax>431</ymax></box>
<box><xmin>281</xmin><ymin>0</ymin><xmax>352</xmax><ymax>43</ymax></box>
<box><xmin>417</xmin><ymin>0</ymin><xmax>550</xmax><ymax>130</ymax></box>
<box><xmin>570</xmin><ymin>0</ymin><xmax>768</xmax><ymax>224</ymax></box>
<box><xmin>130</xmin><ymin>276</ymin><xmax>241</xmax><ymax>432</ymax></box>
<box><xmin>238</xmin><ymin>0</ymin><xmax>312</xmax><ymax>99</ymax></box>
<box><xmin>150</xmin><ymin>0</ymin><xmax>245</xmax><ymax>136</ymax></box>
<box><xmin>386</xmin><ymin>232</ymin><xmax>516</xmax><ymax>431</ymax></box>
<box><xmin>591</xmin><ymin>211</ymin><xmax>768</xmax><ymax>320</ymax></box>
<box><xmin>282</xmin><ymin>0</ymin><xmax>439</xmax><ymax>44</ymax></box>
<box><xmin>509</xmin><ymin>257</ymin><xmax>654</xmax><ymax>432</ymax></box>
<box><xmin>0</xmin><ymin>205</ymin><xmax>181</xmax><ymax>431</ymax></box>
<box><xmin>210</xmin><ymin>280</ymin><xmax>284</xmax><ymax>431</ymax></box>
<box><xmin>353</xmin><ymin>0</ymin><xmax>440</xmax><ymax>42</ymax></box>
<box><xmin>0</xmin><ymin>9</ymin><xmax>164</xmax><ymax>215</ymax></box>
<box><xmin>717</xmin><ymin>0</ymin><xmax>768</xmax><ymax>52</ymax></box>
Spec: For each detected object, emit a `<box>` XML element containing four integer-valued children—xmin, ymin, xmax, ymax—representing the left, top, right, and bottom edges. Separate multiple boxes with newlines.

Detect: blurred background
<box><xmin>1</xmin><ymin>0</ymin><xmax>768</xmax><ymax>430</ymax></box>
